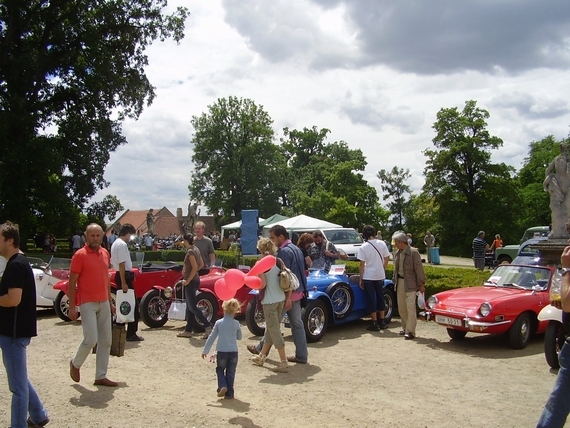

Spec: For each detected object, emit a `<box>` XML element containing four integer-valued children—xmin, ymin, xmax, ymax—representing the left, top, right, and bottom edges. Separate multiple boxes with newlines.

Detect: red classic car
<box><xmin>424</xmin><ymin>263</ymin><xmax>554</xmax><ymax>349</ymax></box>
<box><xmin>139</xmin><ymin>266</ymin><xmax>253</xmax><ymax>329</ymax></box>
<box><xmin>53</xmin><ymin>258</ymin><xmax>184</xmax><ymax>322</ymax></box>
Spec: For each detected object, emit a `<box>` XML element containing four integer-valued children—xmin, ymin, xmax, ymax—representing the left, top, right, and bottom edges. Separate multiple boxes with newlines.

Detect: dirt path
<box><xmin>0</xmin><ymin>309</ymin><xmax>558</xmax><ymax>428</ymax></box>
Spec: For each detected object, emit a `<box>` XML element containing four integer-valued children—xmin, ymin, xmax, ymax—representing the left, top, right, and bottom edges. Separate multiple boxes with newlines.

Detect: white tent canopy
<box><xmin>220</xmin><ymin>218</ymin><xmax>265</xmax><ymax>237</ymax></box>
<box><xmin>261</xmin><ymin>214</ymin><xmax>342</xmax><ymax>237</ymax></box>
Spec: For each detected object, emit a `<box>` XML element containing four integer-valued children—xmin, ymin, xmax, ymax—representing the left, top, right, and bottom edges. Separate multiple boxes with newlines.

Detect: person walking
<box><xmin>0</xmin><ymin>221</ymin><xmax>50</xmax><ymax>427</ymax></box>
<box><xmin>68</xmin><ymin>223</ymin><xmax>118</xmax><ymax>387</ymax></box>
<box><xmin>176</xmin><ymin>233</ymin><xmax>213</xmax><ymax>339</ymax></box>
<box><xmin>358</xmin><ymin>225</ymin><xmax>390</xmax><ymax>332</ymax></box>
<box><xmin>472</xmin><ymin>231</ymin><xmax>490</xmax><ymax>271</ymax></box>
<box><xmin>201</xmin><ymin>298</ymin><xmax>242</xmax><ymax>399</ymax></box>
<box><xmin>392</xmin><ymin>231</ymin><xmax>426</xmax><ymax>340</ymax></box>
<box><xmin>251</xmin><ymin>238</ymin><xmax>290</xmax><ymax>372</ymax></box>
<box><xmin>110</xmin><ymin>223</ymin><xmax>144</xmax><ymax>342</ymax></box>
<box><xmin>423</xmin><ymin>231</ymin><xmax>435</xmax><ymax>263</ymax></box>
<box><xmin>537</xmin><ymin>246</ymin><xmax>570</xmax><ymax>427</ymax></box>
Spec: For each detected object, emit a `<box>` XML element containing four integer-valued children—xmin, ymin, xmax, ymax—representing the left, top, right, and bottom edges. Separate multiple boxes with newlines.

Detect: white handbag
<box><xmin>168</xmin><ymin>300</ymin><xmax>187</xmax><ymax>321</ymax></box>
<box><xmin>116</xmin><ymin>289</ymin><xmax>136</xmax><ymax>323</ymax></box>
<box><xmin>417</xmin><ymin>291</ymin><xmax>426</xmax><ymax>309</ymax></box>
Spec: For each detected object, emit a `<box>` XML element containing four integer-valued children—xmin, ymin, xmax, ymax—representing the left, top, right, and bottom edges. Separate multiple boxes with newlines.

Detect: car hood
<box><xmin>434</xmin><ymin>286</ymin><xmax>531</xmax><ymax>311</ymax></box>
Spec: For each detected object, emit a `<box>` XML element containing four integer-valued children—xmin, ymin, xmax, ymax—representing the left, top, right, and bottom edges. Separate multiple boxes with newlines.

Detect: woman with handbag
<box><xmin>177</xmin><ymin>233</ymin><xmax>213</xmax><ymax>339</ymax></box>
<box><xmin>251</xmin><ymin>238</ymin><xmax>290</xmax><ymax>373</ymax></box>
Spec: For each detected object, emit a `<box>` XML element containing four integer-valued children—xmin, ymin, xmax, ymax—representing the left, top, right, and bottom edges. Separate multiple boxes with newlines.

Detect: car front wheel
<box><xmin>382</xmin><ymin>288</ymin><xmax>395</xmax><ymax>323</ymax></box>
<box><xmin>139</xmin><ymin>289</ymin><xmax>169</xmax><ymax>328</ymax></box>
<box><xmin>54</xmin><ymin>291</ymin><xmax>75</xmax><ymax>322</ymax></box>
<box><xmin>508</xmin><ymin>312</ymin><xmax>532</xmax><ymax>349</ymax></box>
<box><xmin>194</xmin><ymin>292</ymin><xmax>218</xmax><ymax>332</ymax></box>
<box><xmin>545</xmin><ymin>320</ymin><xmax>566</xmax><ymax>369</ymax></box>
<box><xmin>447</xmin><ymin>328</ymin><xmax>467</xmax><ymax>340</ymax></box>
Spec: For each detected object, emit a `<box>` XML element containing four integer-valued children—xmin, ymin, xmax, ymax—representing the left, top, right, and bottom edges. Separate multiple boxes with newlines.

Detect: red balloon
<box><xmin>214</xmin><ymin>278</ymin><xmax>236</xmax><ymax>300</ymax></box>
<box><xmin>224</xmin><ymin>268</ymin><xmax>246</xmax><ymax>291</ymax></box>
<box><xmin>248</xmin><ymin>255</ymin><xmax>276</xmax><ymax>277</ymax></box>
<box><xmin>244</xmin><ymin>276</ymin><xmax>262</xmax><ymax>290</ymax></box>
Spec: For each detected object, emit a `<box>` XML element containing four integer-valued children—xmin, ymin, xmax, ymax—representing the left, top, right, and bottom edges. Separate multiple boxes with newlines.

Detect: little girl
<box><xmin>201</xmin><ymin>298</ymin><xmax>242</xmax><ymax>399</ymax></box>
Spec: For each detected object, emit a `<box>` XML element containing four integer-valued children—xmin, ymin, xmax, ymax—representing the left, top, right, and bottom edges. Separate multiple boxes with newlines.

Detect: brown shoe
<box><xmin>69</xmin><ymin>360</ymin><xmax>80</xmax><ymax>382</ymax></box>
<box><xmin>247</xmin><ymin>344</ymin><xmax>259</xmax><ymax>355</ymax></box>
<box><xmin>93</xmin><ymin>378</ymin><xmax>118</xmax><ymax>387</ymax></box>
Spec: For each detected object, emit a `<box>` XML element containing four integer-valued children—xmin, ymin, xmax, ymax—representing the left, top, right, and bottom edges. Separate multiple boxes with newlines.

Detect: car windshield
<box><xmin>324</xmin><ymin>229</ymin><xmax>363</xmax><ymax>245</ymax></box>
<box><xmin>484</xmin><ymin>264</ymin><xmax>551</xmax><ymax>290</ymax></box>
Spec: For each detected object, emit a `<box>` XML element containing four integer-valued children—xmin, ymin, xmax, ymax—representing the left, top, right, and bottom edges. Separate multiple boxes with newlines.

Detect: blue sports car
<box><xmin>245</xmin><ymin>266</ymin><xmax>397</xmax><ymax>342</ymax></box>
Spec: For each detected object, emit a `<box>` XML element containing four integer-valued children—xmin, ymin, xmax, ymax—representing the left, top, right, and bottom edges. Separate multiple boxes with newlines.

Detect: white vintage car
<box><xmin>27</xmin><ymin>257</ymin><xmax>71</xmax><ymax>308</ymax></box>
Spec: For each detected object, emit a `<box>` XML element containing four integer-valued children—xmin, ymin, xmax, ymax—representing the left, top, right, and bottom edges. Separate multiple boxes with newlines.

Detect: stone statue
<box><xmin>187</xmin><ymin>202</ymin><xmax>200</xmax><ymax>231</ymax></box>
<box><xmin>146</xmin><ymin>209</ymin><xmax>155</xmax><ymax>235</ymax></box>
<box><xmin>543</xmin><ymin>142</ymin><xmax>570</xmax><ymax>239</ymax></box>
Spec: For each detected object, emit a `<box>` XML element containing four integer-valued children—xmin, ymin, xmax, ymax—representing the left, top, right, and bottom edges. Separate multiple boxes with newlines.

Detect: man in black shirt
<box><xmin>0</xmin><ymin>221</ymin><xmax>49</xmax><ymax>427</ymax></box>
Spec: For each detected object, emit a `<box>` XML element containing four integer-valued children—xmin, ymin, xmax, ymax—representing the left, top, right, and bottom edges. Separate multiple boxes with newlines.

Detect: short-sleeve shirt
<box><xmin>472</xmin><ymin>237</ymin><xmax>488</xmax><ymax>259</ymax></box>
<box><xmin>0</xmin><ymin>253</ymin><xmax>37</xmax><ymax>338</ymax></box>
<box><xmin>194</xmin><ymin>237</ymin><xmax>215</xmax><ymax>267</ymax></box>
<box><xmin>309</xmin><ymin>240</ymin><xmax>338</xmax><ymax>272</ymax></box>
<box><xmin>183</xmin><ymin>246</ymin><xmax>202</xmax><ymax>281</ymax></box>
<box><xmin>110</xmin><ymin>238</ymin><xmax>132</xmax><ymax>271</ymax></box>
<box><xmin>70</xmin><ymin>245</ymin><xmax>111</xmax><ymax>304</ymax></box>
<box><xmin>358</xmin><ymin>239</ymin><xmax>390</xmax><ymax>280</ymax></box>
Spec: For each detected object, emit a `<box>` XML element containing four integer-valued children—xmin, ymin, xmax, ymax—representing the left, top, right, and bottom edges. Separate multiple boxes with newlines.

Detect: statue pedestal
<box><xmin>530</xmin><ymin>239</ymin><xmax>568</xmax><ymax>267</ymax></box>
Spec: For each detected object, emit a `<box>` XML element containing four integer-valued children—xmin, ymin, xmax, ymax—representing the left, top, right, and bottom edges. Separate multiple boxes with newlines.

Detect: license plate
<box><xmin>435</xmin><ymin>315</ymin><xmax>463</xmax><ymax>327</ymax></box>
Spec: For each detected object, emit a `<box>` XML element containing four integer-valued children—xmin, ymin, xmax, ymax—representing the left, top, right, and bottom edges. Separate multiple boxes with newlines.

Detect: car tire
<box><xmin>497</xmin><ymin>255</ymin><xmax>512</xmax><ymax>264</ymax></box>
<box><xmin>54</xmin><ymin>291</ymin><xmax>75</xmax><ymax>322</ymax></box>
<box><xmin>446</xmin><ymin>328</ymin><xmax>467</xmax><ymax>340</ymax></box>
<box><xmin>245</xmin><ymin>297</ymin><xmax>266</xmax><ymax>337</ymax></box>
<box><xmin>508</xmin><ymin>312</ymin><xmax>532</xmax><ymax>349</ymax></box>
<box><xmin>325</xmin><ymin>282</ymin><xmax>354</xmax><ymax>319</ymax></box>
<box><xmin>301</xmin><ymin>299</ymin><xmax>328</xmax><ymax>343</ymax></box>
<box><xmin>194</xmin><ymin>292</ymin><xmax>218</xmax><ymax>332</ymax></box>
<box><xmin>545</xmin><ymin>320</ymin><xmax>566</xmax><ymax>369</ymax></box>
<box><xmin>139</xmin><ymin>289</ymin><xmax>169</xmax><ymax>328</ymax></box>
<box><xmin>382</xmin><ymin>287</ymin><xmax>395</xmax><ymax>323</ymax></box>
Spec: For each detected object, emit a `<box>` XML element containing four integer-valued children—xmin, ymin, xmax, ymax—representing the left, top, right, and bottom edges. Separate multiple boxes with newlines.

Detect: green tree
<box><xmin>189</xmin><ymin>97</ymin><xmax>284</xmax><ymax>224</ymax></box>
<box><xmin>377</xmin><ymin>166</ymin><xmax>411</xmax><ymax>230</ymax></box>
<box><xmin>401</xmin><ymin>194</ymin><xmax>440</xmax><ymax>252</ymax></box>
<box><xmin>280</xmin><ymin>126</ymin><xmax>381</xmax><ymax>228</ymax></box>
<box><xmin>85</xmin><ymin>195</ymin><xmax>124</xmax><ymax>227</ymax></box>
<box><xmin>423</xmin><ymin>100</ymin><xmax>519</xmax><ymax>255</ymax></box>
<box><xmin>517</xmin><ymin>135</ymin><xmax>562</xmax><ymax>230</ymax></box>
<box><xmin>0</xmin><ymin>1</ymin><xmax>189</xmax><ymax>245</ymax></box>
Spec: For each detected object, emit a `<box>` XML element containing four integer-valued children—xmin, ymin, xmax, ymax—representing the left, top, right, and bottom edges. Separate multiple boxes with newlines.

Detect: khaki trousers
<box><xmin>397</xmin><ymin>279</ymin><xmax>418</xmax><ymax>335</ymax></box>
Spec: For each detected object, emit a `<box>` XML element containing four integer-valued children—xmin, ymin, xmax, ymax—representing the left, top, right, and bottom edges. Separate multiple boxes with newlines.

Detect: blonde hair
<box><xmin>257</xmin><ymin>237</ymin><xmax>277</xmax><ymax>255</ymax></box>
<box><xmin>222</xmin><ymin>298</ymin><xmax>240</xmax><ymax>315</ymax></box>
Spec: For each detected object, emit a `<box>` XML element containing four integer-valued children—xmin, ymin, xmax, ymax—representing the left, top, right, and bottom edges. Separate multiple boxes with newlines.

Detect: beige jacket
<box><xmin>392</xmin><ymin>246</ymin><xmax>426</xmax><ymax>292</ymax></box>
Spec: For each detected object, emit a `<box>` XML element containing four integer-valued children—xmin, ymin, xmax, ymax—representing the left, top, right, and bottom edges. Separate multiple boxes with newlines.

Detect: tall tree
<box><xmin>280</xmin><ymin>126</ymin><xmax>381</xmax><ymax>228</ymax></box>
<box><xmin>377</xmin><ymin>166</ymin><xmax>411</xmax><ymax>230</ymax></box>
<box><xmin>85</xmin><ymin>195</ymin><xmax>124</xmax><ymax>227</ymax></box>
<box><xmin>423</xmin><ymin>100</ymin><xmax>518</xmax><ymax>255</ymax></box>
<box><xmin>0</xmin><ymin>1</ymin><xmax>189</xmax><ymax>243</ymax></box>
<box><xmin>517</xmin><ymin>135</ymin><xmax>562</xmax><ymax>230</ymax></box>
<box><xmin>189</xmin><ymin>97</ymin><xmax>284</xmax><ymax>224</ymax></box>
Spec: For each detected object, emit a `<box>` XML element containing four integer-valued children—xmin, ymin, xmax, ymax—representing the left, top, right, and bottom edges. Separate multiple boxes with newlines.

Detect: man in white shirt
<box><xmin>72</xmin><ymin>232</ymin><xmax>82</xmax><ymax>253</ymax></box>
<box><xmin>358</xmin><ymin>225</ymin><xmax>390</xmax><ymax>331</ymax></box>
<box><xmin>111</xmin><ymin>223</ymin><xmax>143</xmax><ymax>342</ymax></box>
<box><xmin>144</xmin><ymin>234</ymin><xmax>153</xmax><ymax>251</ymax></box>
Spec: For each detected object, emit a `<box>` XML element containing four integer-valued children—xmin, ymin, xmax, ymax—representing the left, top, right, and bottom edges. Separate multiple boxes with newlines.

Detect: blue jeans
<box><xmin>0</xmin><ymin>335</ymin><xmax>48</xmax><ymax>428</ymax></box>
<box><xmin>216</xmin><ymin>351</ymin><xmax>238</xmax><ymax>398</ymax></box>
<box><xmin>537</xmin><ymin>339</ymin><xmax>570</xmax><ymax>427</ymax></box>
<box><xmin>257</xmin><ymin>300</ymin><xmax>308</xmax><ymax>363</ymax></box>
<box><xmin>184</xmin><ymin>278</ymin><xmax>211</xmax><ymax>332</ymax></box>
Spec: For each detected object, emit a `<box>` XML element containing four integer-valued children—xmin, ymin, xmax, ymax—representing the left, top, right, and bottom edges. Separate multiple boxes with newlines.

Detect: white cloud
<box><xmin>91</xmin><ymin>0</ymin><xmax>570</xmax><ymax>218</ymax></box>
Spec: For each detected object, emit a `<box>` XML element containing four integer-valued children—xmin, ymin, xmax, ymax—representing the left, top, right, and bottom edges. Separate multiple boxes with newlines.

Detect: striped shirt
<box><xmin>472</xmin><ymin>237</ymin><xmax>488</xmax><ymax>259</ymax></box>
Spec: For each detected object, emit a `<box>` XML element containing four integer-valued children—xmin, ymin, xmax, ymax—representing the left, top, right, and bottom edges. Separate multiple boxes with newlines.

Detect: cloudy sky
<box><xmin>92</xmin><ymin>0</ymin><xmax>570</xmax><ymax>219</ymax></box>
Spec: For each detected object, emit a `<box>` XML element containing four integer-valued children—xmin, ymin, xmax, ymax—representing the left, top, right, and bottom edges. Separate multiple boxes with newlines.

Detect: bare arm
<box><xmin>185</xmin><ymin>255</ymin><xmax>198</xmax><ymax>286</ymax></box>
<box><xmin>0</xmin><ymin>288</ymin><xmax>22</xmax><ymax>307</ymax></box>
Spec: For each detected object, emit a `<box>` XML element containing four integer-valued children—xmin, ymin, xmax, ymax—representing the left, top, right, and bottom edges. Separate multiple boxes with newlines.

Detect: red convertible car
<box><xmin>424</xmin><ymin>263</ymin><xmax>554</xmax><ymax>349</ymax></box>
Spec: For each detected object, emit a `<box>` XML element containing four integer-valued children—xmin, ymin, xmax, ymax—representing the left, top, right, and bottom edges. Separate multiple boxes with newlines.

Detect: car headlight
<box><xmin>479</xmin><ymin>302</ymin><xmax>492</xmax><ymax>317</ymax></box>
<box><xmin>163</xmin><ymin>287</ymin><xmax>173</xmax><ymax>298</ymax></box>
<box><xmin>35</xmin><ymin>273</ymin><xmax>44</xmax><ymax>281</ymax></box>
<box><xmin>427</xmin><ymin>295</ymin><xmax>437</xmax><ymax>309</ymax></box>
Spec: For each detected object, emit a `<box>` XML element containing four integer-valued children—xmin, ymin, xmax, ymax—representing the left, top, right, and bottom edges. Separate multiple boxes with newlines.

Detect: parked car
<box><xmin>511</xmin><ymin>237</ymin><xmax>548</xmax><ymax>265</ymax></box>
<box><xmin>494</xmin><ymin>226</ymin><xmax>550</xmax><ymax>264</ymax></box>
<box><xmin>52</xmin><ymin>252</ymin><xmax>183</xmax><ymax>322</ymax></box>
<box><xmin>246</xmin><ymin>265</ymin><xmax>397</xmax><ymax>342</ymax></box>
<box><xmin>28</xmin><ymin>257</ymin><xmax>71</xmax><ymax>308</ymax></box>
<box><xmin>138</xmin><ymin>265</ymin><xmax>254</xmax><ymax>329</ymax></box>
<box><xmin>290</xmin><ymin>228</ymin><xmax>363</xmax><ymax>260</ymax></box>
<box><xmin>423</xmin><ymin>263</ymin><xmax>554</xmax><ymax>349</ymax></box>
